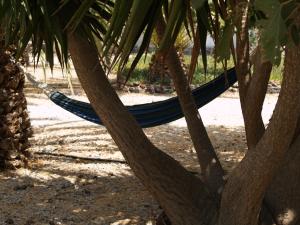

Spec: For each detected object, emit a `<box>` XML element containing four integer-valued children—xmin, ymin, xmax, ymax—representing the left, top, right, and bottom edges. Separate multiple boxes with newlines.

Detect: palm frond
<box><xmin>0</xmin><ymin>0</ymin><xmax>113</xmax><ymax>69</ymax></box>
<box><xmin>102</xmin><ymin>0</ymin><xmax>226</xmax><ymax>82</ymax></box>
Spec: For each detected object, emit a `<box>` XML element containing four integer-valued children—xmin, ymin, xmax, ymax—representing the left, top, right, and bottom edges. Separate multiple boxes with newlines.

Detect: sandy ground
<box><xmin>0</xmin><ymin>66</ymin><xmax>278</xmax><ymax>225</ymax></box>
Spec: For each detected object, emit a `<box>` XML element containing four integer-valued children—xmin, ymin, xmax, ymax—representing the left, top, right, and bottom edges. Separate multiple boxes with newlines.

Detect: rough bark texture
<box><xmin>165</xmin><ymin>48</ymin><xmax>224</xmax><ymax>192</ymax></box>
<box><xmin>232</xmin><ymin>2</ymin><xmax>272</xmax><ymax>150</ymax></box>
<box><xmin>148</xmin><ymin>51</ymin><xmax>187</xmax><ymax>85</ymax></box>
<box><xmin>0</xmin><ymin>49</ymin><xmax>32</xmax><ymax>169</ymax></box>
<box><xmin>156</xmin><ymin>15</ymin><xmax>224</xmax><ymax>194</ymax></box>
<box><xmin>233</xmin><ymin>5</ymin><xmax>272</xmax><ymax>150</ymax></box>
<box><xmin>68</xmin><ymin>32</ymin><xmax>218</xmax><ymax>225</ymax></box>
<box><xmin>261</xmin><ymin>13</ymin><xmax>300</xmax><ymax>225</ymax></box>
<box><xmin>244</xmin><ymin>46</ymin><xmax>272</xmax><ymax>148</ymax></box>
<box><xmin>219</xmin><ymin>41</ymin><xmax>300</xmax><ymax>225</ymax></box>
<box><xmin>266</xmin><ymin>134</ymin><xmax>300</xmax><ymax>225</ymax></box>
<box><xmin>234</xmin><ymin>1</ymin><xmax>250</xmax><ymax>103</ymax></box>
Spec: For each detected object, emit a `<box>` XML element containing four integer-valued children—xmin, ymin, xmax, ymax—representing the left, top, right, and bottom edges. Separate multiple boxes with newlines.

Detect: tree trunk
<box><xmin>68</xmin><ymin>32</ymin><xmax>218</xmax><ymax>225</ymax></box>
<box><xmin>155</xmin><ymin>15</ymin><xmax>224</xmax><ymax>194</ymax></box>
<box><xmin>265</xmin><ymin>133</ymin><xmax>300</xmax><ymax>225</ymax></box>
<box><xmin>165</xmin><ymin>48</ymin><xmax>224</xmax><ymax>192</ymax></box>
<box><xmin>263</xmin><ymin>57</ymin><xmax>300</xmax><ymax>225</ymax></box>
<box><xmin>0</xmin><ymin>48</ymin><xmax>32</xmax><ymax>169</ymax></box>
<box><xmin>148</xmin><ymin>53</ymin><xmax>169</xmax><ymax>83</ymax></box>
<box><xmin>148</xmin><ymin>50</ymin><xmax>188</xmax><ymax>85</ymax></box>
<box><xmin>218</xmin><ymin>39</ymin><xmax>300</xmax><ymax>225</ymax></box>
<box><xmin>243</xmin><ymin>46</ymin><xmax>272</xmax><ymax>148</ymax></box>
<box><xmin>66</xmin><ymin>9</ymin><xmax>300</xmax><ymax>225</ymax></box>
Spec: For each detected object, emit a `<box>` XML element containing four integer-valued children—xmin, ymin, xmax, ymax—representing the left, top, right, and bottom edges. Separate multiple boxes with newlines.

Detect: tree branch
<box><xmin>244</xmin><ymin>45</ymin><xmax>272</xmax><ymax>148</ymax></box>
<box><xmin>156</xmin><ymin>14</ymin><xmax>225</xmax><ymax>193</ymax></box>
<box><xmin>234</xmin><ymin>1</ymin><xmax>251</xmax><ymax>103</ymax></box>
<box><xmin>68</xmin><ymin>32</ymin><xmax>218</xmax><ymax>225</ymax></box>
<box><xmin>219</xmin><ymin>41</ymin><xmax>300</xmax><ymax>225</ymax></box>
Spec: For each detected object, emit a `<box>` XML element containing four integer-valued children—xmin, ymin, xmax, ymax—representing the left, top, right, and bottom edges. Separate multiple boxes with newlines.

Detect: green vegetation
<box><xmin>122</xmin><ymin>54</ymin><xmax>283</xmax><ymax>85</ymax></box>
<box><xmin>189</xmin><ymin>56</ymin><xmax>234</xmax><ymax>84</ymax></box>
<box><xmin>270</xmin><ymin>64</ymin><xmax>283</xmax><ymax>83</ymax></box>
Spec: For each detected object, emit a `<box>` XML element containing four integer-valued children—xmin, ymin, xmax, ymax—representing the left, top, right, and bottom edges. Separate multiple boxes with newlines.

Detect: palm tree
<box><xmin>2</xmin><ymin>1</ymin><xmax>300</xmax><ymax>225</ymax></box>
<box><xmin>0</xmin><ymin>34</ymin><xmax>32</xmax><ymax>169</ymax></box>
<box><xmin>0</xmin><ymin>0</ymin><xmax>112</xmax><ymax>168</ymax></box>
<box><xmin>148</xmin><ymin>28</ymin><xmax>190</xmax><ymax>84</ymax></box>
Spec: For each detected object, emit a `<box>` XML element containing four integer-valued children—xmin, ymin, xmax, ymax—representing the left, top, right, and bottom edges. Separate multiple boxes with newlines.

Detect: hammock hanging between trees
<box><xmin>26</xmin><ymin>68</ymin><xmax>237</xmax><ymax>128</ymax></box>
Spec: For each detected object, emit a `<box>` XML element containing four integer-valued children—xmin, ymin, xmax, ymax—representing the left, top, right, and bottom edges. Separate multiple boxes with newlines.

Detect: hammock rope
<box><xmin>26</xmin><ymin>68</ymin><xmax>237</xmax><ymax>128</ymax></box>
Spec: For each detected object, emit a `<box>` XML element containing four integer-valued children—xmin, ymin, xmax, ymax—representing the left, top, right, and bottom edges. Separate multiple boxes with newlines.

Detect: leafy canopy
<box><xmin>255</xmin><ymin>0</ymin><xmax>300</xmax><ymax>65</ymax></box>
<box><xmin>1</xmin><ymin>0</ymin><xmax>300</xmax><ymax>72</ymax></box>
<box><xmin>0</xmin><ymin>0</ymin><xmax>113</xmax><ymax>69</ymax></box>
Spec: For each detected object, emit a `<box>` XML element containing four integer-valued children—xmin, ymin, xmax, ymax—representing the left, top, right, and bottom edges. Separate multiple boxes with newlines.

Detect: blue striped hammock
<box><xmin>44</xmin><ymin>68</ymin><xmax>237</xmax><ymax>128</ymax></box>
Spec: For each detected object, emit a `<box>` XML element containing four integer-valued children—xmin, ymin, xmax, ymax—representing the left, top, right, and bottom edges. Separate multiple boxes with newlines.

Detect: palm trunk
<box><xmin>149</xmin><ymin>50</ymin><xmax>187</xmax><ymax>85</ymax></box>
<box><xmin>0</xmin><ymin>48</ymin><xmax>32</xmax><ymax>169</ymax></box>
<box><xmin>68</xmin><ymin>32</ymin><xmax>218</xmax><ymax>225</ymax></box>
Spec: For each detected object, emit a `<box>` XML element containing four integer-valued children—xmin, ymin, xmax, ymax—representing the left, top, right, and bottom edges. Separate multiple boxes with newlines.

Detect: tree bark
<box><xmin>218</xmin><ymin>40</ymin><xmax>300</xmax><ymax>225</ymax></box>
<box><xmin>68</xmin><ymin>32</ymin><xmax>218</xmax><ymax>225</ymax></box>
<box><xmin>232</xmin><ymin>3</ymin><xmax>273</xmax><ymax>149</ymax></box>
<box><xmin>156</xmin><ymin>14</ymin><xmax>224</xmax><ymax>194</ymax></box>
<box><xmin>0</xmin><ymin>48</ymin><xmax>32</xmax><ymax>169</ymax></box>
<box><xmin>258</xmin><ymin>11</ymin><xmax>300</xmax><ymax>224</ymax></box>
<box><xmin>243</xmin><ymin>46</ymin><xmax>272</xmax><ymax>148</ymax></box>
<box><xmin>234</xmin><ymin>1</ymin><xmax>250</xmax><ymax>103</ymax></box>
<box><xmin>266</xmin><ymin>133</ymin><xmax>300</xmax><ymax>225</ymax></box>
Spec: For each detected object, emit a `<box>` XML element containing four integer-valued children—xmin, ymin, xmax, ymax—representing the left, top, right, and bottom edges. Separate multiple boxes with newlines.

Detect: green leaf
<box><xmin>191</xmin><ymin>0</ymin><xmax>206</xmax><ymax>10</ymax></box>
<box><xmin>66</xmin><ymin>0</ymin><xmax>94</xmax><ymax>32</ymax></box>
<box><xmin>255</xmin><ymin>0</ymin><xmax>287</xmax><ymax>65</ymax></box>
<box><xmin>124</xmin><ymin>1</ymin><xmax>163</xmax><ymax>83</ymax></box>
<box><xmin>0</xmin><ymin>0</ymin><xmax>112</xmax><ymax>69</ymax></box>
<box><xmin>159</xmin><ymin>0</ymin><xmax>185</xmax><ymax>51</ymax></box>
<box><xmin>281</xmin><ymin>0</ymin><xmax>296</xmax><ymax>20</ymax></box>
<box><xmin>216</xmin><ymin>21</ymin><xmax>233</xmax><ymax>61</ymax></box>
<box><xmin>195</xmin><ymin>2</ymin><xmax>210</xmax><ymax>74</ymax></box>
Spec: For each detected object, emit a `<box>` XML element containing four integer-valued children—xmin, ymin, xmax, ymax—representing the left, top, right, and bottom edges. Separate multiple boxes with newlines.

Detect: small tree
<box><xmin>3</xmin><ymin>1</ymin><xmax>300</xmax><ymax>225</ymax></box>
<box><xmin>149</xmin><ymin>28</ymin><xmax>190</xmax><ymax>84</ymax></box>
<box><xmin>0</xmin><ymin>35</ymin><xmax>32</xmax><ymax>169</ymax></box>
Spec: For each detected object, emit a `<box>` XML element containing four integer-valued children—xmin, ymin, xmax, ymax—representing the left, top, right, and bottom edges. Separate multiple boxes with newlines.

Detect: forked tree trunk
<box><xmin>68</xmin><ymin>32</ymin><xmax>219</xmax><ymax>225</ymax></box>
<box><xmin>230</xmin><ymin>3</ymin><xmax>300</xmax><ymax>223</ymax></box>
<box><xmin>67</xmin><ymin>16</ymin><xmax>300</xmax><ymax>225</ymax></box>
<box><xmin>0</xmin><ymin>48</ymin><xmax>32</xmax><ymax>169</ymax></box>
<box><xmin>218</xmin><ymin>38</ymin><xmax>300</xmax><ymax>225</ymax></box>
<box><xmin>263</xmin><ymin>51</ymin><xmax>300</xmax><ymax>225</ymax></box>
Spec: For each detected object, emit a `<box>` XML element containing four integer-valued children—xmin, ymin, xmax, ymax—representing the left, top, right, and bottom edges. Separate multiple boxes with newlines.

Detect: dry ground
<box><xmin>0</xmin><ymin>66</ymin><xmax>278</xmax><ymax>225</ymax></box>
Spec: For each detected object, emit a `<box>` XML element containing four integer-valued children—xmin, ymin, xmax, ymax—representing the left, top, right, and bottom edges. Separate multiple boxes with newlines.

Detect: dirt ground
<box><xmin>0</xmin><ymin>66</ymin><xmax>278</xmax><ymax>225</ymax></box>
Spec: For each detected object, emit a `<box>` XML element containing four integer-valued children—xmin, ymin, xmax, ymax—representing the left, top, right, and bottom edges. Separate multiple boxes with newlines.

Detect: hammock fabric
<box><xmin>48</xmin><ymin>68</ymin><xmax>237</xmax><ymax>128</ymax></box>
